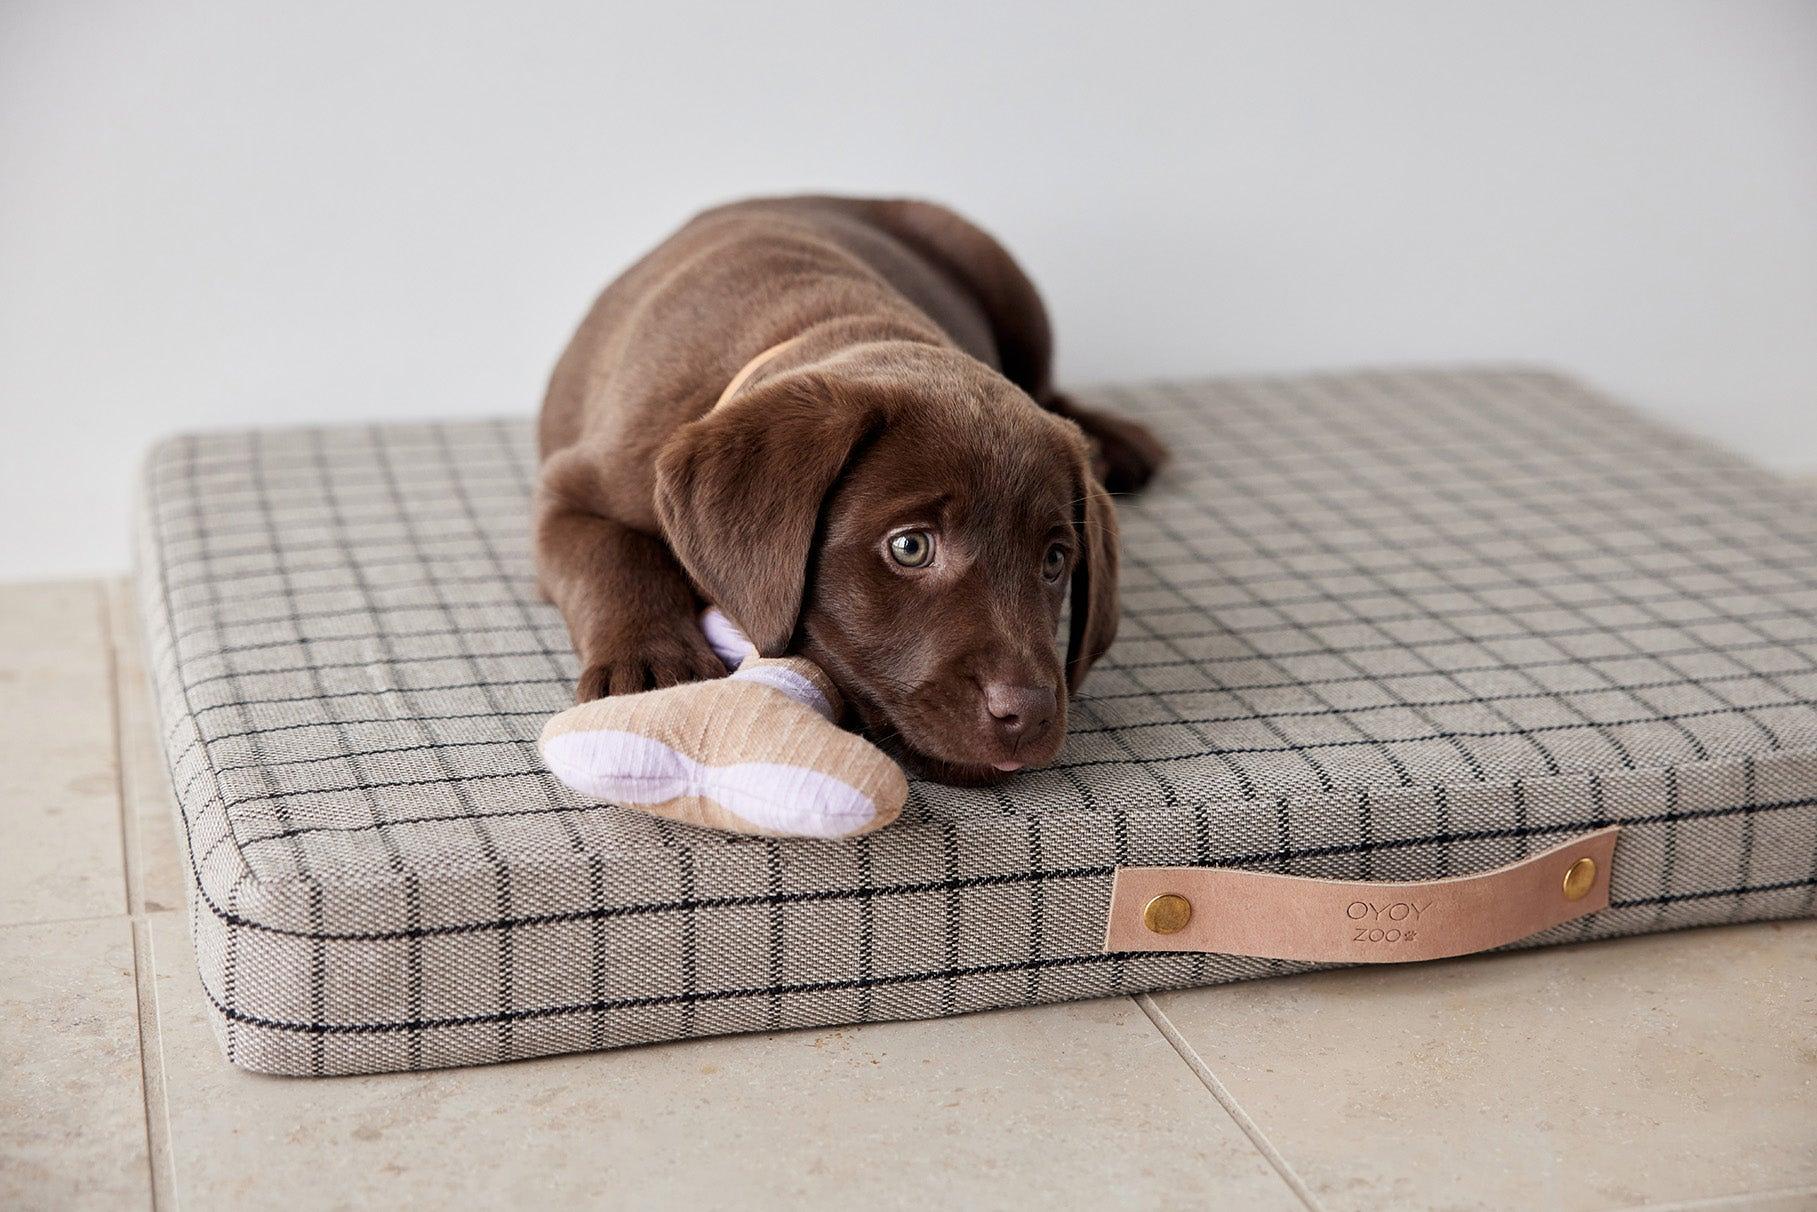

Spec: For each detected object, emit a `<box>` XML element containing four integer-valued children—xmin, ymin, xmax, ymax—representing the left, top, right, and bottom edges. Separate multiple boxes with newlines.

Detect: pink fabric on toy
<box><xmin>700</xmin><ymin>607</ymin><xmax>758</xmax><ymax>670</ymax></box>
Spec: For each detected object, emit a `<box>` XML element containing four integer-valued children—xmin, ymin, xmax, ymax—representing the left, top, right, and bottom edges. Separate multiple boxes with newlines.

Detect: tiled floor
<box><xmin>2</xmin><ymin>577</ymin><xmax>1814</xmax><ymax>1211</ymax></box>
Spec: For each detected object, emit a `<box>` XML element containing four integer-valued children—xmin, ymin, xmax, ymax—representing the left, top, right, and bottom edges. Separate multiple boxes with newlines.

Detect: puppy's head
<box><xmin>654</xmin><ymin>344</ymin><xmax>1118</xmax><ymax>783</ymax></box>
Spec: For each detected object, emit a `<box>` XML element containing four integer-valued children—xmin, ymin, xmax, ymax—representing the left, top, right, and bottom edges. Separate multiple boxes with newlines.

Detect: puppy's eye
<box><xmin>1042</xmin><ymin>542</ymin><xmax>1068</xmax><ymax>581</ymax></box>
<box><xmin>888</xmin><ymin>530</ymin><xmax>937</xmax><ymax>569</ymax></box>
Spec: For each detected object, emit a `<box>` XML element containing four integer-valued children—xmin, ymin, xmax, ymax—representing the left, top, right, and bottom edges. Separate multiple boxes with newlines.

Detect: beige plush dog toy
<box><xmin>539</xmin><ymin>609</ymin><xmax>906</xmax><ymax>838</ymax></box>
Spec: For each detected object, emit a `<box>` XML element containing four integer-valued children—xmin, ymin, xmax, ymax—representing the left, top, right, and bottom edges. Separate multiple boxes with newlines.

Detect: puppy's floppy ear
<box><xmin>1066</xmin><ymin>453</ymin><xmax>1121</xmax><ymax>694</ymax></box>
<box><xmin>655</xmin><ymin>378</ymin><xmax>881</xmax><ymax>657</ymax></box>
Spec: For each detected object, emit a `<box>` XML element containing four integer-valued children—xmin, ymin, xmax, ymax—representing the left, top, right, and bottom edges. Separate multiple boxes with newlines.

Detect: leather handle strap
<box><xmin>1103</xmin><ymin>826</ymin><xmax>1619</xmax><ymax>963</ymax></box>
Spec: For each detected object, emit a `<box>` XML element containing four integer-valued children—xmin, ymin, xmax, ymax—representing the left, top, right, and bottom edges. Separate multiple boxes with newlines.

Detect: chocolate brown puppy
<box><xmin>536</xmin><ymin>195</ymin><xmax>1164</xmax><ymax>783</ymax></box>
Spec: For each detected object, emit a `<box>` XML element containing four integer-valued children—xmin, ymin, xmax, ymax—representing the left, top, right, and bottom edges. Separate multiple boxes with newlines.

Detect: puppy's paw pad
<box><xmin>574</xmin><ymin>662</ymin><xmax>626</xmax><ymax>702</ymax></box>
<box><xmin>576</xmin><ymin>632</ymin><xmax>727</xmax><ymax>701</ymax></box>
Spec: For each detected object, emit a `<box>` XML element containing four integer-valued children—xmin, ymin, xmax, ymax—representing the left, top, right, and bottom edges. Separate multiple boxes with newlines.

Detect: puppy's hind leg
<box><xmin>863</xmin><ymin>200</ymin><xmax>1168</xmax><ymax>494</ymax></box>
<box><xmin>535</xmin><ymin>491</ymin><xmax>725</xmax><ymax>702</ymax></box>
<box><xmin>1044</xmin><ymin>393</ymin><xmax>1169</xmax><ymax>495</ymax></box>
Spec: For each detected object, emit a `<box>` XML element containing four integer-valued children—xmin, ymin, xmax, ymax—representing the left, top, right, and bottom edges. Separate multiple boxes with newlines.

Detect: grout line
<box><xmin>0</xmin><ymin>908</ymin><xmax>177</xmax><ymax>933</ymax></box>
<box><xmin>107</xmin><ymin>578</ymin><xmax>171</xmax><ymax>1211</ymax></box>
<box><xmin>99</xmin><ymin>582</ymin><xmax>133</xmax><ymax>917</ymax></box>
<box><xmin>0</xmin><ymin>911</ymin><xmax>112</xmax><ymax>932</ymax></box>
<box><xmin>1611</xmin><ymin>1184</ymin><xmax>1817</xmax><ymax>1212</ymax></box>
<box><xmin>132</xmin><ymin>917</ymin><xmax>178</xmax><ymax>1211</ymax></box>
<box><xmin>103</xmin><ymin>580</ymin><xmax>145</xmax><ymax>920</ymax></box>
<box><xmin>1134</xmin><ymin>994</ymin><xmax>1325</xmax><ymax>1212</ymax></box>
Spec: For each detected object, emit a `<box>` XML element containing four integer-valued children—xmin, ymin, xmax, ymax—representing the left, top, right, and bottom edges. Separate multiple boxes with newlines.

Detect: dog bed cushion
<box><xmin>137</xmin><ymin>368</ymin><xmax>1817</xmax><ymax>1076</ymax></box>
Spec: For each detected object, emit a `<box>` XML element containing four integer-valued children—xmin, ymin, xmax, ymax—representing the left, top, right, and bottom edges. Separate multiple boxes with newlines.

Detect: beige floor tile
<box><xmin>1149</xmin><ymin>921</ymin><xmax>1817</xmax><ymax>1212</ymax></box>
<box><xmin>148</xmin><ymin>916</ymin><xmax>1297</xmax><ymax>1211</ymax></box>
<box><xmin>0</xmin><ymin>580</ymin><xmax>124</xmax><ymax>925</ymax></box>
<box><xmin>0</xmin><ymin>916</ymin><xmax>151</xmax><ymax>1210</ymax></box>
<box><xmin>105</xmin><ymin>579</ymin><xmax>186</xmax><ymax>915</ymax></box>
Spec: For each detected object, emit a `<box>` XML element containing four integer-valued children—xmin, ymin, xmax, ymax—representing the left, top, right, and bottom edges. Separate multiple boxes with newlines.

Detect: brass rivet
<box><xmin>1562</xmin><ymin>857</ymin><xmax>1597</xmax><ymax>902</ymax></box>
<box><xmin>1143</xmin><ymin>893</ymin><xmax>1193</xmax><ymax>934</ymax></box>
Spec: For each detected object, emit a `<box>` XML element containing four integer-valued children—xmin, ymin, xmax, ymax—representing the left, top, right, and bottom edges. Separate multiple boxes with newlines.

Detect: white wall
<box><xmin>4</xmin><ymin>1</ymin><xmax>1815</xmax><ymax>580</ymax></box>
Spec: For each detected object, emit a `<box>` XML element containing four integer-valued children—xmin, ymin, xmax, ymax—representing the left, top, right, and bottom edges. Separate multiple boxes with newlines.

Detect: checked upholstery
<box><xmin>137</xmin><ymin>368</ymin><xmax>1817</xmax><ymax>1075</ymax></box>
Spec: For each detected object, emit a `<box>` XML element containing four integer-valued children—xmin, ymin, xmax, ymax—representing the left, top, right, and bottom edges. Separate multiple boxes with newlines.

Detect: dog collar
<box><xmin>714</xmin><ymin>334</ymin><xmax>809</xmax><ymax>411</ymax></box>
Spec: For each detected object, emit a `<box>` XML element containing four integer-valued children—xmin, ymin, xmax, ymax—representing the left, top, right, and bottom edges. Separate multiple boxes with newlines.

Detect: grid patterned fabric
<box><xmin>137</xmin><ymin>368</ymin><xmax>1817</xmax><ymax>1077</ymax></box>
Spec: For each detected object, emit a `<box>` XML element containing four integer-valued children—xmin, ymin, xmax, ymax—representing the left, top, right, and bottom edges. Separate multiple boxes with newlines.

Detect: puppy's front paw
<box><xmin>576</xmin><ymin>627</ymin><xmax>728</xmax><ymax>701</ymax></box>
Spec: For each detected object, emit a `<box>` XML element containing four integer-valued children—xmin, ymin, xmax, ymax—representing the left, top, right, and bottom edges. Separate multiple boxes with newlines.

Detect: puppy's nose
<box><xmin>982</xmin><ymin>683</ymin><xmax>1056</xmax><ymax>739</ymax></box>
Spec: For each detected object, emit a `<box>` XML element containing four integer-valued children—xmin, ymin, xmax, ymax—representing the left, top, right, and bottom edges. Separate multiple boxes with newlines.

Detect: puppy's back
<box><xmin>538</xmin><ymin>196</ymin><xmax>1008</xmax><ymax>462</ymax></box>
